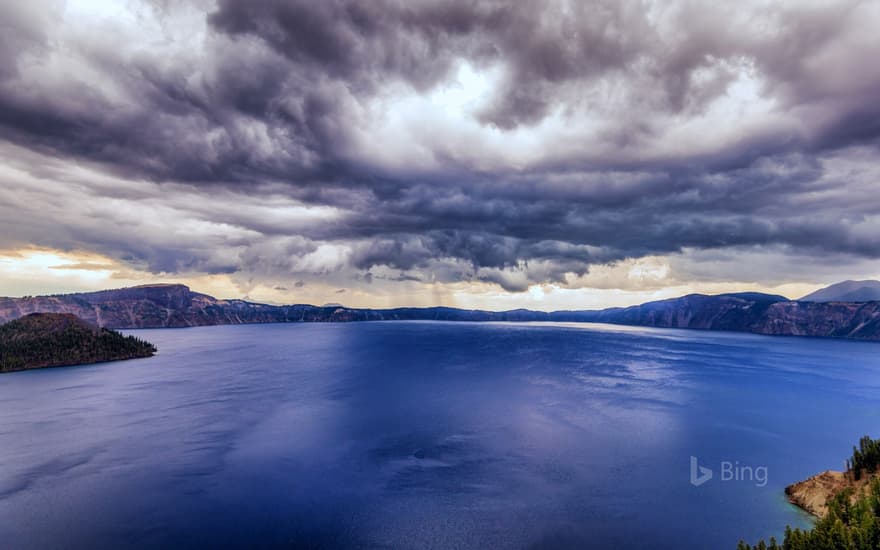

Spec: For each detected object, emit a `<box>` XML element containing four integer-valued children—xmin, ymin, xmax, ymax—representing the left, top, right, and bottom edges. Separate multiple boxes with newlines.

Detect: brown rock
<box><xmin>785</xmin><ymin>470</ymin><xmax>877</xmax><ymax>519</ymax></box>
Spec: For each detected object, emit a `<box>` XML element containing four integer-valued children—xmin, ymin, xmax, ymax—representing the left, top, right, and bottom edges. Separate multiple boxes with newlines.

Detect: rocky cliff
<box><xmin>0</xmin><ymin>284</ymin><xmax>561</xmax><ymax>328</ymax></box>
<box><xmin>2</xmin><ymin>284</ymin><xmax>880</xmax><ymax>340</ymax></box>
<box><xmin>590</xmin><ymin>292</ymin><xmax>880</xmax><ymax>339</ymax></box>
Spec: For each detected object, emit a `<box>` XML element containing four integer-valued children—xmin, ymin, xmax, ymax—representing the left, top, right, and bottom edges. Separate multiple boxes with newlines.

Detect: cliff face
<box><xmin>0</xmin><ymin>284</ymin><xmax>280</xmax><ymax>328</ymax></box>
<box><xmin>758</xmin><ymin>301</ymin><xmax>880</xmax><ymax>338</ymax></box>
<box><xmin>0</xmin><ymin>285</ymin><xmax>360</xmax><ymax>328</ymax></box>
<box><xmin>0</xmin><ymin>286</ymin><xmax>506</xmax><ymax>327</ymax></box>
<box><xmin>590</xmin><ymin>293</ymin><xmax>787</xmax><ymax>331</ymax></box>
<box><xmin>589</xmin><ymin>293</ymin><xmax>880</xmax><ymax>339</ymax></box>
<box><xmin>2</xmin><ymin>284</ymin><xmax>880</xmax><ymax>340</ymax></box>
<box><xmin>0</xmin><ymin>285</ymin><xmax>568</xmax><ymax>328</ymax></box>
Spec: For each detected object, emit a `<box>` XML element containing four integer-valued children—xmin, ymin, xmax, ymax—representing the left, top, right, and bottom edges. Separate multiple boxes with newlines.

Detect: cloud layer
<box><xmin>0</xmin><ymin>0</ymin><xmax>879</xmax><ymax>303</ymax></box>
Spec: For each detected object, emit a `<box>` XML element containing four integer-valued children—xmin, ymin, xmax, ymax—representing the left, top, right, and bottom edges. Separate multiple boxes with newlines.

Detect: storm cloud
<box><xmin>0</xmin><ymin>0</ymin><xmax>878</xmax><ymax>298</ymax></box>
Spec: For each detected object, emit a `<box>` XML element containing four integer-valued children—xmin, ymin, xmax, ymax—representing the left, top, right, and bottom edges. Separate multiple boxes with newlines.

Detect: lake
<box><xmin>2</xmin><ymin>321</ymin><xmax>879</xmax><ymax>549</ymax></box>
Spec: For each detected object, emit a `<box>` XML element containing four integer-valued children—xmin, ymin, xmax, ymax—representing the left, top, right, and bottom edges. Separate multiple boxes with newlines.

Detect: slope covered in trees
<box><xmin>739</xmin><ymin>436</ymin><xmax>880</xmax><ymax>550</ymax></box>
<box><xmin>849</xmin><ymin>436</ymin><xmax>880</xmax><ymax>481</ymax></box>
<box><xmin>0</xmin><ymin>313</ymin><xmax>155</xmax><ymax>372</ymax></box>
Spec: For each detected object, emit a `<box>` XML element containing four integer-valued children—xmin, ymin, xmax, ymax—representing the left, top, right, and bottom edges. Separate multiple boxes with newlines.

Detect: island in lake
<box><xmin>0</xmin><ymin>312</ymin><xmax>156</xmax><ymax>373</ymax></box>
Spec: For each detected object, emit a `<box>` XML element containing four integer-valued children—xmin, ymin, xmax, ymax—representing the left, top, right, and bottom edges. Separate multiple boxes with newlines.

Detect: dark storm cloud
<box><xmin>207</xmin><ymin>0</ymin><xmax>503</xmax><ymax>90</ymax></box>
<box><xmin>0</xmin><ymin>0</ymin><xmax>879</xmax><ymax>292</ymax></box>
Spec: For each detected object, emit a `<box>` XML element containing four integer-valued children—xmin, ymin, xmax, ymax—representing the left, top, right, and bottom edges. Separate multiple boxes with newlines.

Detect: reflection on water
<box><xmin>1</xmin><ymin>321</ymin><xmax>878</xmax><ymax>549</ymax></box>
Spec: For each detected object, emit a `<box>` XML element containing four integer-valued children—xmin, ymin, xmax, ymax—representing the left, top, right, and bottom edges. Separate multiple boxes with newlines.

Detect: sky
<box><xmin>0</xmin><ymin>0</ymin><xmax>879</xmax><ymax>310</ymax></box>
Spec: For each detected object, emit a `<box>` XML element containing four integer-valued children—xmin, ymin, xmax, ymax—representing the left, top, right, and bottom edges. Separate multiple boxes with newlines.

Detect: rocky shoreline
<box><xmin>785</xmin><ymin>469</ymin><xmax>878</xmax><ymax>519</ymax></box>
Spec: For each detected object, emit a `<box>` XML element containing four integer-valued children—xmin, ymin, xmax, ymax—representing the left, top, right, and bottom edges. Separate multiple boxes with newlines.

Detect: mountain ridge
<box><xmin>2</xmin><ymin>284</ymin><xmax>880</xmax><ymax>340</ymax></box>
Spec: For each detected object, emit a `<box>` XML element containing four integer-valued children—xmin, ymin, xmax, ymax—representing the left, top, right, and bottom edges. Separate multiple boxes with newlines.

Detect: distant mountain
<box><xmin>800</xmin><ymin>280</ymin><xmax>880</xmax><ymax>303</ymax></box>
<box><xmin>2</xmin><ymin>284</ymin><xmax>880</xmax><ymax>341</ymax></box>
<box><xmin>0</xmin><ymin>313</ymin><xmax>156</xmax><ymax>373</ymax></box>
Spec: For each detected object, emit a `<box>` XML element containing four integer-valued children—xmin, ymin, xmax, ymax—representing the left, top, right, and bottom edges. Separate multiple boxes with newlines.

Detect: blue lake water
<box><xmin>2</xmin><ymin>321</ymin><xmax>880</xmax><ymax>549</ymax></box>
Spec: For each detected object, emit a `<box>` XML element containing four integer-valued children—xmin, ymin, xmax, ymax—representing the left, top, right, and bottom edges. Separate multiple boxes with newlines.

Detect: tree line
<box><xmin>849</xmin><ymin>436</ymin><xmax>880</xmax><ymax>481</ymax></box>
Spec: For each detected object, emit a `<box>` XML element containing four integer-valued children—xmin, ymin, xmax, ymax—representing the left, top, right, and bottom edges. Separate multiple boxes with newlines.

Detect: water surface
<box><xmin>2</xmin><ymin>321</ymin><xmax>879</xmax><ymax>549</ymax></box>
